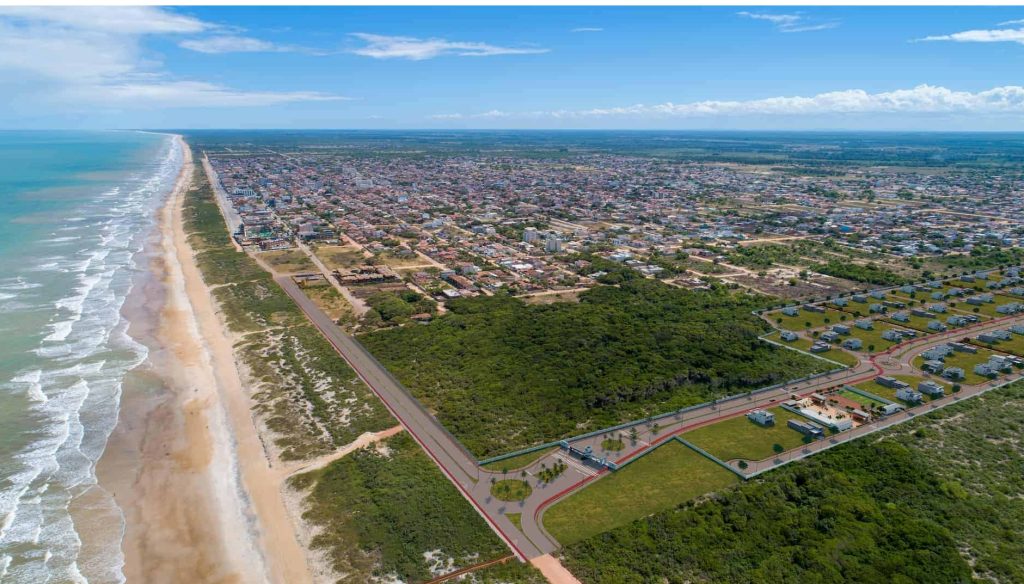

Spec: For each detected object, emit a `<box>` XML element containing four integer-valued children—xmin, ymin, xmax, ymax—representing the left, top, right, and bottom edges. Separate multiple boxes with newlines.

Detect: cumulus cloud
<box><xmin>737</xmin><ymin>11</ymin><xmax>838</xmax><ymax>33</ymax></box>
<box><xmin>918</xmin><ymin>27</ymin><xmax>1024</xmax><ymax>44</ymax></box>
<box><xmin>349</xmin><ymin>33</ymin><xmax>548</xmax><ymax>60</ymax></box>
<box><xmin>432</xmin><ymin>84</ymin><xmax>1024</xmax><ymax>120</ymax></box>
<box><xmin>571</xmin><ymin>27</ymin><xmax>604</xmax><ymax>33</ymax></box>
<box><xmin>0</xmin><ymin>7</ymin><xmax>344</xmax><ymax>109</ymax></box>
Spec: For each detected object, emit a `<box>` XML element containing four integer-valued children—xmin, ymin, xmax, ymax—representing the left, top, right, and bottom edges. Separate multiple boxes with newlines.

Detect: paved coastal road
<box><xmin>276</xmin><ymin>276</ymin><xmax>550</xmax><ymax>559</ymax></box>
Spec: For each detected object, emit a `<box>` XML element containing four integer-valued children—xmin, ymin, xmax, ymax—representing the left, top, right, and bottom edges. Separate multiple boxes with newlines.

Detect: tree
<box><xmin>772</xmin><ymin>443</ymin><xmax>784</xmax><ymax>454</ymax></box>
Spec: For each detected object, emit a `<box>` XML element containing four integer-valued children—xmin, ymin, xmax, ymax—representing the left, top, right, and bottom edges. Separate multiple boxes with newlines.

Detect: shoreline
<box><xmin>95</xmin><ymin>135</ymin><xmax>311</xmax><ymax>583</ymax></box>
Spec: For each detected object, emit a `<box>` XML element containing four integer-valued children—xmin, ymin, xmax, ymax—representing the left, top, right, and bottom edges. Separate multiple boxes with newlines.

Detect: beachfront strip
<box><xmin>199</xmin><ymin>149</ymin><xmax>1024</xmax><ymax>565</ymax></box>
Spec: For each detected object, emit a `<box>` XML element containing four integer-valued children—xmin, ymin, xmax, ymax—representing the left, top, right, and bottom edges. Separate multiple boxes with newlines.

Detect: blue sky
<box><xmin>1</xmin><ymin>6</ymin><xmax>1024</xmax><ymax>129</ymax></box>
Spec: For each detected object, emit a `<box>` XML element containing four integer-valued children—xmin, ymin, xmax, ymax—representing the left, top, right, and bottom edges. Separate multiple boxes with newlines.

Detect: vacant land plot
<box><xmin>259</xmin><ymin>248</ymin><xmax>317</xmax><ymax>274</ymax></box>
<box><xmin>837</xmin><ymin>388</ymin><xmax>888</xmax><ymax>408</ymax></box>
<box><xmin>290</xmin><ymin>433</ymin><xmax>514</xmax><ymax>583</ymax></box>
<box><xmin>375</xmin><ymin>250</ymin><xmax>434</xmax><ymax>269</ymax></box>
<box><xmin>302</xmin><ymin>284</ymin><xmax>355</xmax><ymax>325</ymax></box>
<box><xmin>768</xmin><ymin>307</ymin><xmax>849</xmax><ymax>331</ymax></box>
<box><xmin>682</xmin><ymin>407</ymin><xmax>808</xmax><ymax>462</ymax></box>
<box><xmin>315</xmin><ymin>244</ymin><xmax>367</xmax><ymax>271</ymax></box>
<box><xmin>542</xmin><ymin>441</ymin><xmax>739</xmax><ymax>545</ymax></box>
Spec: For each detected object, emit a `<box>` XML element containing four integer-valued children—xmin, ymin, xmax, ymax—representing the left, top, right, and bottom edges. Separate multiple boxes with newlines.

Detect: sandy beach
<box><xmin>96</xmin><ymin>136</ymin><xmax>311</xmax><ymax>584</ymax></box>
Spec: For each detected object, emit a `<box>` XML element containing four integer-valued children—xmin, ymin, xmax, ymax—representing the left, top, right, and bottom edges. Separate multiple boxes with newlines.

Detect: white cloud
<box><xmin>432</xmin><ymin>84</ymin><xmax>1024</xmax><ymax>120</ymax></box>
<box><xmin>918</xmin><ymin>27</ymin><xmax>1024</xmax><ymax>44</ymax></box>
<box><xmin>179</xmin><ymin>35</ymin><xmax>296</xmax><ymax>54</ymax></box>
<box><xmin>737</xmin><ymin>11</ymin><xmax>838</xmax><ymax>33</ymax></box>
<box><xmin>349</xmin><ymin>33</ymin><xmax>548</xmax><ymax>60</ymax></box>
<box><xmin>998</xmin><ymin>19</ymin><xmax>1024</xmax><ymax>26</ymax></box>
<box><xmin>69</xmin><ymin>81</ymin><xmax>344</xmax><ymax>108</ymax></box>
<box><xmin>571</xmin><ymin>27</ymin><xmax>603</xmax><ymax>33</ymax></box>
<box><xmin>0</xmin><ymin>7</ymin><xmax>344</xmax><ymax>109</ymax></box>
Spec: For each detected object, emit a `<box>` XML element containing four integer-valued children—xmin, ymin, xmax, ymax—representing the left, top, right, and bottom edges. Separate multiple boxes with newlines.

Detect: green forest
<box><xmin>560</xmin><ymin>382</ymin><xmax>1024</xmax><ymax>584</ymax></box>
<box><xmin>361</xmin><ymin>279</ymin><xmax>829</xmax><ymax>457</ymax></box>
<box><xmin>813</xmin><ymin>260</ymin><xmax>907</xmax><ymax>286</ymax></box>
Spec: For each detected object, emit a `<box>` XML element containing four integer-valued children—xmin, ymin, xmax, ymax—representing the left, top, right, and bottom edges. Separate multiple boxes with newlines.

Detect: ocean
<box><xmin>0</xmin><ymin>131</ymin><xmax>181</xmax><ymax>583</ymax></box>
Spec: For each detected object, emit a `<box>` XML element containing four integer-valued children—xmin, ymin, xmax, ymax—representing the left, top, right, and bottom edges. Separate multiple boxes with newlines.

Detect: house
<box><xmin>931</xmin><ymin>291</ymin><xmax>946</xmax><ymax>300</ymax></box>
<box><xmin>780</xmin><ymin>330</ymin><xmax>799</xmax><ymax>342</ymax></box>
<box><xmin>918</xmin><ymin>380</ymin><xmax>945</xmax><ymax>397</ymax></box>
<box><xmin>948</xmin><ymin>287</ymin><xmax>965</xmax><ymax>297</ymax></box>
<box><xmin>974</xmin><ymin>363</ymin><xmax>996</xmax><ymax>377</ymax></box>
<box><xmin>966</xmin><ymin>296</ymin><xmax>985</xmax><ymax>306</ymax></box>
<box><xmin>911</xmin><ymin>308</ymin><xmax>935</xmax><ymax>318</ymax></box>
<box><xmin>946</xmin><ymin>315</ymin><xmax>968</xmax><ymax>327</ymax></box>
<box><xmin>962</xmin><ymin>274</ymin><xmax>975</xmax><ymax>283</ymax></box>
<box><xmin>842</xmin><ymin>338</ymin><xmax>863</xmax><ymax>351</ymax></box>
<box><xmin>928</xmin><ymin>320</ymin><xmax>949</xmax><ymax>332</ymax></box>
<box><xmin>922</xmin><ymin>345</ymin><xmax>954</xmax><ymax>361</ymax></box>
<box><xmin>922</xmin><ymin>360</ymin><xmax>945</xmax><ymax>374</ymax></box>
<box><xmin>978</xmin><ymin>332</ymin><xmax>1001</xmax><ymax>344</ymax></box>
<box><xmin>787</xmin><ymin>419</ymin><xmax>824</xmax><ymax>439</ymax></box>
<box><xmin>1010</xmin><ymin>287</ymin><xmax>1024</xmax><ymax>297</ymax></box>
<box><xmin>884</xmin><ymin>300</ymin><xmax>906</xmax><ymax>309</ymax></box>
<box><xmin>852</xmin><ymin>294</ymin><xmax>868</xmax><ymax>303</ymax></box>
<box><xmin>810</xmin><ymin>341</ymin><xmax>831</xmax><ymax>353</ymax></box>
<box><xmin>949</xmin><ymin>342</ymin><xmax>978</xmax><ymax>354</ymax></box>
<box><xmin>820</xmin><ymin>331</ymin><xmax>841</xmax><ymax>343</ymax></box>
<box><xmin>870</xmin><ymin>290</ymin><xmax>886</xmax><ymax>300</ymax></box>
<box><xmin>1011</xmin><ymin>324</ymin><xmax>1024</xmax><ymax>335</ymax></box>
<box><xmin>929</xmin><ymin>303</ymin><xmax>948</xmax><ymax>313</ymax></box>
<box><xmin>900</xmin><ymin>285</ymin><xmax>916</xmax><ymax>294</ymax></box>
<box><xmin>942</xmin><ymin>367</ymin><xmax>965</xmax><ymax>381</ymax></box>
<box><xmin>896</xmin><ymin>386</ymin><xmax>923</xmax><ymax>404</ymax></box>
<box><xmin>891</xmin><ymin>311</ymin><xmax>910</xmax><ymax>323</ymax></box>
<box><xmin>804</xmin><ymin>304</ymin><xmax>826</xmax><ymax>314</ymax></box>
<box><xmin>869</xmin><ymin>303</ymin><xmax>887</xmax><ymax>314</ymax></box>
<box><xmin>855</xmin><ymin>319</ymin><xmax>874</xmax><ymax>330</ymax></box>
<box><xmin>882</xmin><ymin>329</ymin><xmax>903</xmax><ymax>342</ymax></box>
<box><xmin>834</xmin><ymin>298</ymin><xmax>849</xmax><ymax>307</ymax></box>
<box><xmin>747</xmin><ymin>409</ymin><xmax>775</xmax><ymax>426</ymax></box>
<box><xmin>782</xmin><ymin>306</ymin><xmax>800</xmax><ymax>317</ymax></box>
<box><xmin>996</xmin><ymin>303</ymin><xmax>1023</xmax><ymax>314</ymax></box>
<box><xmin>876</xmin><ymin>376</ymin><xmax>909</xmax><ymax>389</ymax></box>
<box><xmin>881</xmin><ymin>403</ymin><xmax>905</xmax><ymax>415</ymax></box>
<box><xmin>832</xmin><ymin>324</ymin><xmax>851</xmax><ymax>335</ymax></box>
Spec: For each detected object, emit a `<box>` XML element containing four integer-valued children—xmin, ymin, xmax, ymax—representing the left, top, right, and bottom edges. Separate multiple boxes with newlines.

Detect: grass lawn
<box><xmin>945</xmin><ymin>296</ymin><xmax>1017</xmax><ymax>319</ymax></box>
<box><xmin>601</xmin><ymin>438</ymin><xmax>625</xmax><ymax>452</ymax></box>
<box><xmin>481</xmin><ymin>447</ymin><xmax>558</xmax><ymax>472</ymax></box>
<box><xmin>837</xmin><ymin>388</ymin><xmax>888</xmax><ymax>408</ymax></box>
<box><xmin>772</xmin><ymin>333</ymin><xmax>860</xmax><ymax>367</ymax></box>
<box><xmin>259</xmin><ymin>248</ymin><xmax>317</xmax><ymax>274</ymax></box>
<box><xmin>506</xmin><ymin>513</ymin><xmax>522</xmax><ymax>531</ymax></box>
<box><xmin>542</xmin><ymin>440</ymin><xmax>738</xmax><ymax>545</ymax></box>
<box><xmin>491</xmin><ymin>479</ymin><xmax>532</xmax><ymax>502</ymax></box>
<box><xmin>769</xmin><ymin>307</ymin><xmax>849</xmax><ymax>331</ymax></box>
<box><xmin>974</xmin><ymin>334</ymin><xmax>1024</xmax><ymax>357</ymax></box>
<box><xmin>315</xmin><ymin>245</ymin><xmax>367</xmax><ymax>271</ymax></box>
<box><xmin>682</xmin><ymin>407</ymin><xmax>809</xmax><ymax>462</ymax></box>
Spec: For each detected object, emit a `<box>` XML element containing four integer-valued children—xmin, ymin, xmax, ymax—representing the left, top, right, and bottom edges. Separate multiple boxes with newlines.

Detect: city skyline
<box><xmin>3</xmin><ymin>6</ymin><xmax>1024</xmax><ymax>130</ymax></box>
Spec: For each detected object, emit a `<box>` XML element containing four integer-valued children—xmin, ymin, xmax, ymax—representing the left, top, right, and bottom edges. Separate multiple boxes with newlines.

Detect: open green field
<box><xmin>542</xmin><ymin>440</ymin><xmax>739</xmax><ymax>545</ymax></box>
<box><xmin>769</xmin><ymin>307</ymin><xmax>849</xmax><ymax>331</ymax></box>
<box><xmin>481</xmin><ymin>447</ymin><xmax>557</xmax><ymax>472</ymax></box>
<box><xmin>682</xmin><ymin>407</ymin><xmax>808</xmax><ymax>462</ymax></box>
<box><xmin>771</xmin><ymin>332</ymin><xmax>860</xmax><ymax>367</ymax></box>
<box><xmin>913</xmin><ymin>348</ymin><xmax>1004</xmax><ymax>385</ymax></box>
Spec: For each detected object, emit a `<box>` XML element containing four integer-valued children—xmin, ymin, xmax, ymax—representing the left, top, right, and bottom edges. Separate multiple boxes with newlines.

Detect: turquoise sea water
<box><xmin>0</xmin><ymin>131</ymin><xmax>180</xmax><ymax>583</ymax></box>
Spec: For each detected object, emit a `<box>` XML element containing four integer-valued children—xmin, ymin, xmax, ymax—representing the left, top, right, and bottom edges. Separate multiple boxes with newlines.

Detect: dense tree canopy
<box><xmin>361</xmin><ymin>279</ymin><xmax>828</xmax><ymax>456</ymax></box>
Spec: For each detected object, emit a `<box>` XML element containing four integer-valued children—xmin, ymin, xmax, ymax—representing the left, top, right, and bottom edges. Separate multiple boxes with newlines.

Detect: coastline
<box><xmin>95</xmin><ymin>135</ymin><xmax>311</xmax><ymax>583</ymax></box>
